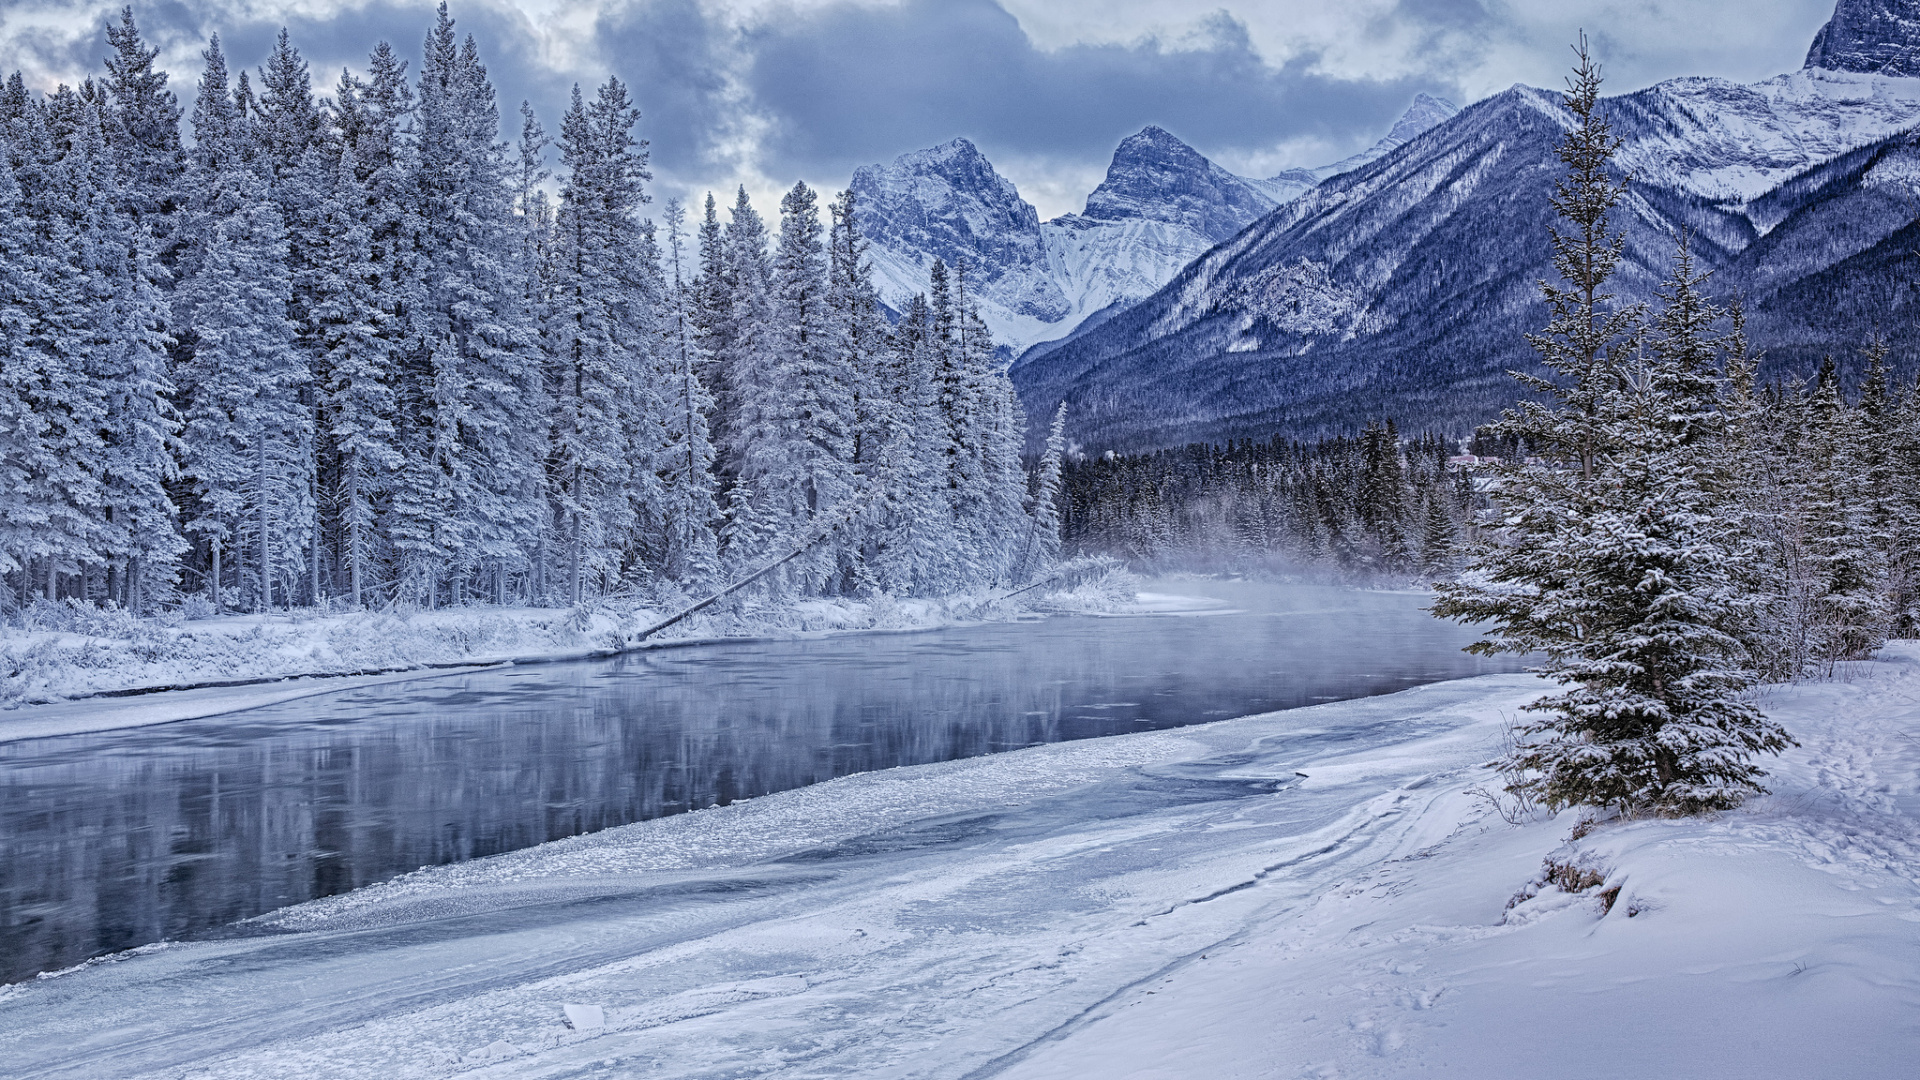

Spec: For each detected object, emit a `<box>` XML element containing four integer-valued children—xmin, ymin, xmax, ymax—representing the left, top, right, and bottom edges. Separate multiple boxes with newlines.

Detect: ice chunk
<box><xmin>563</xmin><ymin>1003</ymin><xmax>605</xmax><ymax>1031</ymax></box>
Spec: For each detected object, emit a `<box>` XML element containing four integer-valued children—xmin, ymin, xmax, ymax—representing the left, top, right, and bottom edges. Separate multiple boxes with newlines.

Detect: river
<box><xmin>0</xmin><ymin>581</ymin><xmax>1514</xmax><ymax>984</ymax></box>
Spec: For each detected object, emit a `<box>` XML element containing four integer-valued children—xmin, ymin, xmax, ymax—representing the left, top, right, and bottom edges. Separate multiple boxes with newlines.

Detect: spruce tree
<box><xmin>1434</xmin><ymin>46</ymin><xmax>1791</xmax><ymax>814</ymax></box>
<box><xmin>658</xmin><ymin>198</ymin><xmax>720</xmax><ymax>586</ymax></box>
<box><xmin>0</xmin><ymin>155</ymin><xmax>56</xmax><ymax>605</ymax></box>
<box><xmin>102</xmin><ymin>7</ymin><xmax>184</xmax><ymax>278</ymax></box>
<box><xmin>548</xmin><ymin>78</ymin><xmax>653</xmax><ymax>603</ymax></box>
<box><xmin>311</xmin><ymin>143</ymin><xmax>399</xmax><ymax>607</ymax></box>
<box><xmin>180</xmin><ymin>154</ymin><xmax>308</xmax><ymax>613</ymax></box>
<box><xmin>1020</xmin><ymin>402</ymin><xmax>1068</xmax><ymax>580</ymax></box>
<box><xmin>73</xmin><ymin>100</ymin><xmax>183</xmax><ymax>610</ymax></box>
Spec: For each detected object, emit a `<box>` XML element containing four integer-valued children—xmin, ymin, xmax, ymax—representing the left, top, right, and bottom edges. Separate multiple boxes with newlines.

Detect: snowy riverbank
<box><xmin>0</xmin><ymin>571</ymin><xmax>1153</xmax><ymax>740</ymax></box>
<box><xmin>4</xmin><ymin>647</ymin><xmax>1915</xmax><ymax>1077</ymax></box>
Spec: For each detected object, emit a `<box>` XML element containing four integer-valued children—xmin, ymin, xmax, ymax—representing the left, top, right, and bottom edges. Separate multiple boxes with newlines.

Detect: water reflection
<box><xmin>0</xmin><ymin>583</ymin><xmax>1513</xmax><ymax>982</ymax></box>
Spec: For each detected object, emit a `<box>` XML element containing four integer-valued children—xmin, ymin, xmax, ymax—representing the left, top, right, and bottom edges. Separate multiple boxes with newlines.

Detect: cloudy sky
<box><xmin>1</xmin><ymin>0</ymin><xmax>1840</xmax><ymax>218</ymax></box>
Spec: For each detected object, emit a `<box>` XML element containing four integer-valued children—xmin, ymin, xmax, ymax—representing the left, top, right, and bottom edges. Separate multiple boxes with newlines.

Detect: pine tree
<box><xmin>394</xmin><ymin>6</ymin><xmax>545</xmax><ymax>604</ymax></box>
<box><xmin>180</xmin><ymin>155</ymin><xmax>307</xmax><ymax>612</ymax></box>
<box><xmin>658</xmin><ymin>198</ymin><xmax>720</xmax><ymax>586</ymax></box>
<box><xmin>73</xmin><ymin>99</ymin><xmax>183</xmax><ymax>610</ymax></box>
<box><xmin>548</xmin><ymin>78</ymin><xmax>654</xmax><ymax>603</ymax></box>
<box><xmin>1803</xmin><ymin>356</ymin><xmax>1886</xmax><ymax>666</ymax></box>
<box><xmin>765</xmin><ymin>181</ymin><xmax>855</xmax><ymax>587</ymax></box>
<box><xmin>8</xmin><ymin>85</ymin><xmax>113</xmax><ymax>601</ymax></box>
<box><xmin>310</xmin><ymin>142</ymin><xmax>399</xmax><ymax>607</ymax></box>
<box><xmin>102</xmin><ymin>7</ymin><xmax>184</xmax><ymax>278</ymax></box>
<box><xmin>0</xmin><ymin>154</ymin><xmax>55</xmax><ymax>605</ymax></box>
<box><xmin>1019</xmin><ymin>402</ymin><xmax>1068</xmax><ymax>580</ymax></box>
<box><xmin>1434</xmin><ymin>47</ymin><xmax>1790</xmax><ymax>814</ymax></box>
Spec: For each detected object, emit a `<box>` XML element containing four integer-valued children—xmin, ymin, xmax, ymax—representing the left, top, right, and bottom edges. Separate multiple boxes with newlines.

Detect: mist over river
<box><xmin>0</xmin><ymin>581</ymin><xmax>1516</xmax><ymax>983</ymax></box>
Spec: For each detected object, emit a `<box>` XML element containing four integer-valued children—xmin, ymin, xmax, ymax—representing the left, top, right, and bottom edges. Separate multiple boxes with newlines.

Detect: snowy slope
<box><xmin>1613</xmin><ymin>67</ymin><xmax>1920</xmax><ymax>201</ymax></box>
<box><xmin>6</xmin><ymin>646</ymin><xmax>1918</xmax><ymax>1077</ymax></box>
<box><xmin>851</xmin><ymin>99</ymin><xmax>1459</xmax><ymax>354</ymax></box>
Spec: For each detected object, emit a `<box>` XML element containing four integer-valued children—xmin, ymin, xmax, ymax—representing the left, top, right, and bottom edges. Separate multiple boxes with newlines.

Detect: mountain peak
<box><xmin>1386</xmin><ymin>94</ymin><xmax>1460</xmax><ymax>143</ymax></box>
<box><xmin>1109</xmin><ymin>126</ymin><xmax>1210</xmax><ymax>169</ymax></box>
<box><xmin>1805</xmin><ymin>0</ymin><xmax>1920</xmax><ymax>77</ymax></box>
<box><xmin>1081</xmin><ymin>126</ymin><xmax>1276</xmax><ymax>244</ymax></box>
<box><xmin>849</xmin><ymin>138</ymin><xmax>1069</xmax><ymax>332</ymax></box>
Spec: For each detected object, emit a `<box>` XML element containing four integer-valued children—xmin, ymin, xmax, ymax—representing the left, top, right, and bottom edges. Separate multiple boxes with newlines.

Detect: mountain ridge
<box><xmin>1009</xmin><ymin>3</ymin><xmax>1920</xmax><ymax>453</ymax></box>
<box><xmin>848</xmin><ymin>97</ymin><xmax>1459</xmax><ymax>355</ymax></box>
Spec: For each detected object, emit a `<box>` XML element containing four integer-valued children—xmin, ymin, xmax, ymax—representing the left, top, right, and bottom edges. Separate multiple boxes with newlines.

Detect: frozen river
<box><xmin>0</xmin><ymin>582</ymin><xmax>1511</xmax><ymax>985</ymax></box>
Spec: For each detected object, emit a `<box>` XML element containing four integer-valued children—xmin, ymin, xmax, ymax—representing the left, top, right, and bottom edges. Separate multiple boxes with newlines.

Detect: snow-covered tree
<box><xmin>658</xmin><ymin>198</ymin><xmax>720</xmax><ymax>586</ymax></box>
<box><xmin>738</xmin><ymin>180</ymin><xmax>855</xmax><ymax>590</ymax></box>
<box><xmin>102</xmin><ymin>7</ymin><xmax>185</xmax><ymax>278</ymax></box>
<box><xmin>1434</xmin><ymin>46</ymin><xmax>1791</xmax><ymax>814</ymax></box>
<box><xmin>1019</xmin><ymin>401</ymin><xmax>1068</xmax><ymax>580</ymax></box>
<box><xmin>0</xmin><ymin>152</ymin><xmax>58</xmax><ymax>604</ymax></box>
<box><xmin>393</xmin><ymin>6</ymin><xmax>545</xmax><ymax>604</ymax></box>
<box><xmin>70</xmin><ymin>100</ymin><xmax>183</xmax><ymax>611</ymax></box>
<box><xmin>548</xmin><ymin>77</ymin><xmax>654</xmax><ymax>603</ymax></box>
<box><xmin>180</xmin><ymin>154</ymin><xmax>308</xmax><ymax>612</ymax></box>
<box><xmin>309</xmin><ymin>142</ymin><xmax>399</xmax><ymax>607</ymax></box>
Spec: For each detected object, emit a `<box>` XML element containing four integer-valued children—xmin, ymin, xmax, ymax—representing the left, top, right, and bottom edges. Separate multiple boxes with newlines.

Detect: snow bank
<box><xmin>0</xmin><ymin>580</ymin><xmax>1143</xmax><ymax>739</ymax></box>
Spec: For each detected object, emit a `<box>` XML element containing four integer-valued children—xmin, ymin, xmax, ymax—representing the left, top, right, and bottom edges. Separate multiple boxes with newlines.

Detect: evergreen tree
<box><xmin>548</xmin><ymin>77</ymin><xmax>653</xmax><ymax>603</ymax></box>
<box><xmin>102</xmin><ymin>7</ymin><xmax>184</xmax><ymax>277</ymax></box>
<box><xmin>394</xmin><ymin>6</ymin><xmax>544</xmax><ymax>604</ymax></box>
<box><xmin>0</xmin><ymin>153</ymin><xmax>58</xmax><ymax>605</ymax></box>
<box><xmin>1020</xmin><ymin>402</ymin><xmax>1068</xmax><ymax>580</ymax></box>
<box><xmin>180</xmin><ymin>155</ymin><xmax>307</xmax><ymax>612</ymax></box>
<box><xmin>713</xmin><ymin>187</ymin><xmax>777</xmax><ymax>568</ymax></box>
<box><xmin>658</xmin><ymin>198</ymin><xmax>720</xmax><ymax>586</ymax></box>
<box><xmin>1434</xmin><ymin>49</ymin><xmax>1791</xmax><ymax>813</ymax></box>
<box><xmin>72</xmin><ymin>100</ymin><xmax>183</xmax><ymax>610</ymax></box>
<box><xmin>1803</xmin><ymin>356</ymin><xmax>1887</xmax><ymax>666</ymax></box>
<box><xmin>311</xmin><ymin>142</ymin><xmax>399</xmax><ymax>606</ymax></box>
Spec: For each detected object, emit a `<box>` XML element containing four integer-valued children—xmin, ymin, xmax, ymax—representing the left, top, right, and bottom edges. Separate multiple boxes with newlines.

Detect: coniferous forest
<box><xmin>0</xmin><ymin>7</ymin><xmax>1048</xmax><ymax>617</ymax></box>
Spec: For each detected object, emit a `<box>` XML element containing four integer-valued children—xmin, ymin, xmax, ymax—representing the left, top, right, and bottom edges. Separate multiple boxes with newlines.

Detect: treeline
<box><xmin>0</xmin><ymin>7</ymin><xmax>1054</xmax><ymax>615</ymax></box>
<box><xmin>1059</xmin><ymin>422</ymin><xmax>1471</xmax><ymax>579</ymax></box>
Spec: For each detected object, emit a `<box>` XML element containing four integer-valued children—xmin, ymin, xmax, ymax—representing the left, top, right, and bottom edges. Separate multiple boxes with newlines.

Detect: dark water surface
<box><xmin>0</xmin><ymin>582</ymin><xmax>1515</xmax><ymax>983</ymax></box>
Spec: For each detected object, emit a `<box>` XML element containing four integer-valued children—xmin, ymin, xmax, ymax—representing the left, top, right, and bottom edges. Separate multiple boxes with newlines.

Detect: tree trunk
<box><xmin>312</xmin><ymin>506</ymin><xmax>323</xmax><ymax>607</ymax></box>
<box><xmin>258</xmin><ymin>441</ymin><xmax>271</xmax><ymax>614</ymax></box>
<box><xmin>570</xmin><ymin>509</ymin><xmax>583</xmax><ymax>607</ymax></box>
<box><xmin>348</xmin><ymin>468</ymin><xmax>362</xmax><ymax>609</ymax></box>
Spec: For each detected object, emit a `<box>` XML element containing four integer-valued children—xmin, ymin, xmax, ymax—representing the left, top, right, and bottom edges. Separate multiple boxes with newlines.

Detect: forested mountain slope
<box><xmin>1013</xmin><ymin>0</ymin><xmax>1920</xmax><ymax>452</ymax></box>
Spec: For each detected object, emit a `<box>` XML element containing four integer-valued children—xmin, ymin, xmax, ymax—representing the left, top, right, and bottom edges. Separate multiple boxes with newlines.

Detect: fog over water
<box><xmin>0</xmin><ymin>581</ymin><xmax>1516</xmax><ymax>983</ymax></box>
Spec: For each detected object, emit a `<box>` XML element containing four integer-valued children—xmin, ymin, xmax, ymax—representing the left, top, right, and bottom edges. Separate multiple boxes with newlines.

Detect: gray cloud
<box><xmin>742</xmin><ymin>0</ymin><xmax>1445</xmax><ymax>179</ymax></box>
<box><xmin>0</xmin><ymin>0</ymin><xmax>1850</xmax><ymax>217</ymax></box>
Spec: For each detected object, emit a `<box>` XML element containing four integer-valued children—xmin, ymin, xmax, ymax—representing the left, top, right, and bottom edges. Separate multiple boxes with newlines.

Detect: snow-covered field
<box><xmin>5</xmin><ymin>642</ymin><xmax>1915</xmax><ymax>1078</ymax></box>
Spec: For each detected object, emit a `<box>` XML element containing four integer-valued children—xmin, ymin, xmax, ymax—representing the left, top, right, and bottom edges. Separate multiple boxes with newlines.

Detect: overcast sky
<box><xmin>0</xmin><ymin>0</ymin><xmax>1841</xmax><ymax>219</ymax></box>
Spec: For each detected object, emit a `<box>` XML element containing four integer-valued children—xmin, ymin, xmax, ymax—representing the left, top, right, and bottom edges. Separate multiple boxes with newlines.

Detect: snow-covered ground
<box><xmin>0</xmin><ymin>570</ymin><xmax>1142</xmax><ymax>740</ymax></box>
<box><xmin>5</xmin><ymin>642</ymin><xmax>1916</xmax><ymax>1078</ymax></box>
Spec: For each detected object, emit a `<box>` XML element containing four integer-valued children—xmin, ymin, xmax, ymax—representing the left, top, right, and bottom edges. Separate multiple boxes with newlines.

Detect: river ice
<box><xmin>3</xmin><ymin>641</ymin><xmax>1916</xmax><ymax>1078</ymax></box>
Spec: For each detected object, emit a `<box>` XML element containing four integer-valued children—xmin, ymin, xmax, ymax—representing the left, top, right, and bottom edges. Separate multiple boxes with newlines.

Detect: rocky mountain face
<box><xmin>849</xmin><ymin>139</ymin><xmax>1069</xmax><ymax>345</ymax></box>
<box><xmin>1806</xmin><ymin>0</ymin><xmax>1920</xmax><ymax>77</ymax></box>
<box><xmin>849</xmin><ymin>98</ymin><xmax>1458</xmax><ymax>355</ymax></box>
<box><xmin>1010</xmin><ymin>1</ymin><xmax>1920</xmax><ymax>453</ymax></box>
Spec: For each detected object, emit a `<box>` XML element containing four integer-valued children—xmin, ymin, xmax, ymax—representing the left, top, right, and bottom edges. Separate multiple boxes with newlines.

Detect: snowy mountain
<box><xmin>849</xmin><ymin>98</ymin><xmax>1459</xmax><ymax>355</ymax></box>
<box><xmin>1805</xmin><ymin>0</ymin><xmax>1920</xmax><ymax>76</ymax></box>
<box><xmin>1012</xmin><ymin>0</ymin><xmax>1920</xmax><ymax>452</ymax></box>
<box><xmin>1260</xmin><ymin>92</ymin><xmax>1463</xmax><ymax>203</ymax></box>
<box><xmin>849</xmin><ymin>138</ymin><xmax>1070</xmax><ymax>348</ymax></box>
